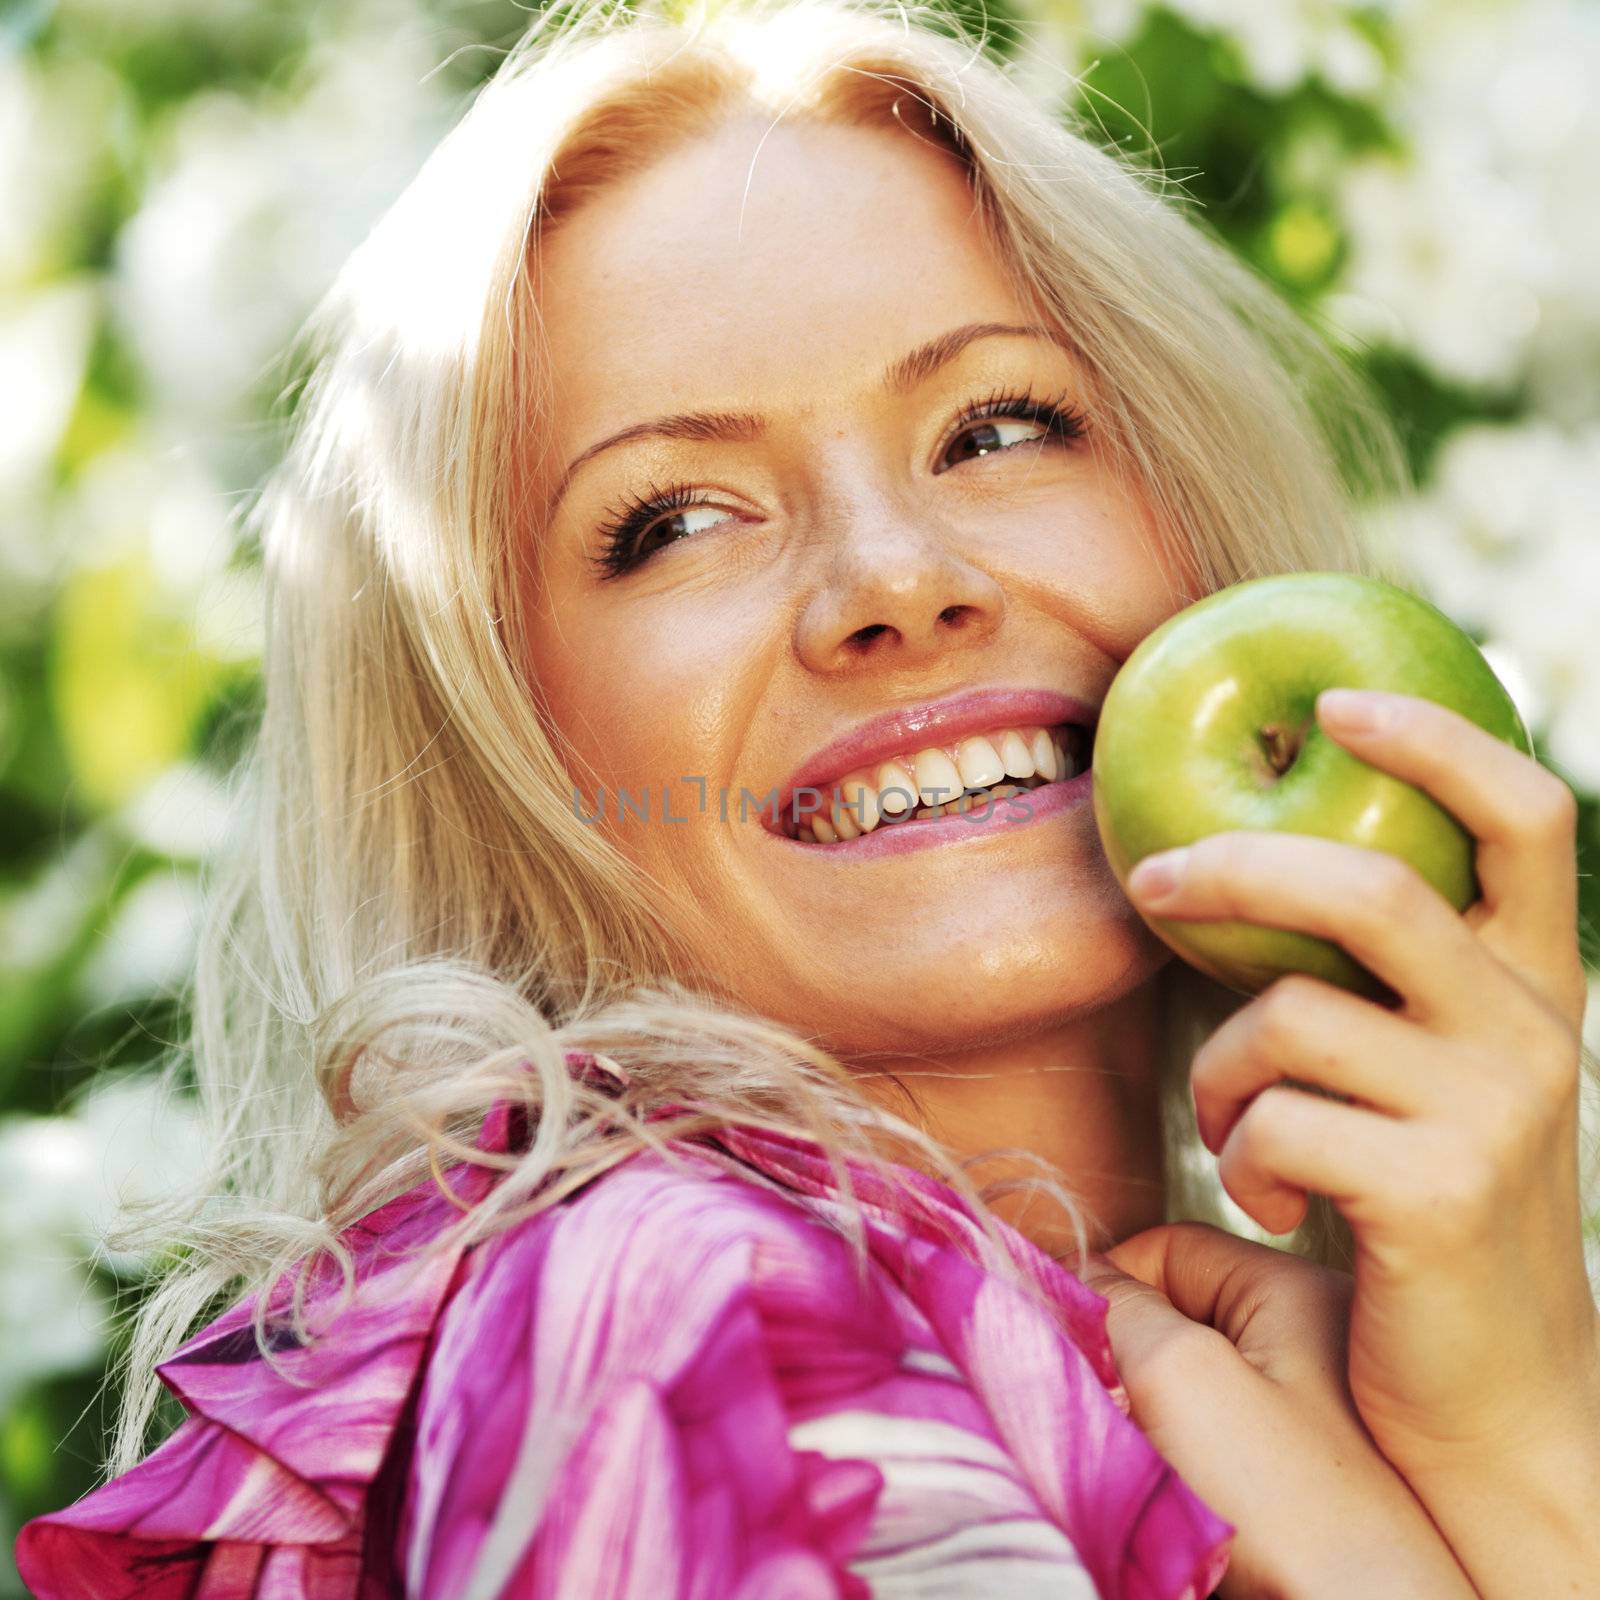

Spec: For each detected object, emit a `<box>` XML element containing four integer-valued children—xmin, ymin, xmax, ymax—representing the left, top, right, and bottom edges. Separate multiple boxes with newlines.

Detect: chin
<box><xmin>745</xmin><ymin>913</ymin><xmax>1168</xmax><ymax>1057</ymax></box>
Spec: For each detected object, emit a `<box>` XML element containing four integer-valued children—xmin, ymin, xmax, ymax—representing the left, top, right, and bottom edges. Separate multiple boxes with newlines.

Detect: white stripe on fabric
<box><xmin>788</xmin><ymin>1409</ymin><xmax>1101</xmax><ymax>1599</ymax></box>
<box><xmin>897</xmin><ymin>1347</ymin><xmax>963</xmax><ymax>1381</ymax></box>
<box><xmin>850</xmin><ymin>1518</ymin><xmax>1102</xmax><ymax>1599</ymax></box>
<box><xmin>790</xmin><ymin>1411</ymin><xmax>1018</xmax><ymax>1476</ymax></box>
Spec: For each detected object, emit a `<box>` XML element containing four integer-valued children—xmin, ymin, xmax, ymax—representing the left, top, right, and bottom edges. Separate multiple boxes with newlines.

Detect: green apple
<box><xmin>1091</xmin><ymin>571</ymin><xmax>1533</xmax><ymax>999</ymax></box>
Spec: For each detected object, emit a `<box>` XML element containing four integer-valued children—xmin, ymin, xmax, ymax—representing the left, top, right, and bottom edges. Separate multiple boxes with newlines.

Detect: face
<box><xmin>524</xmin><ymin>113</ymin><xmax>1192</xmax><ymax>1057</ymax></box>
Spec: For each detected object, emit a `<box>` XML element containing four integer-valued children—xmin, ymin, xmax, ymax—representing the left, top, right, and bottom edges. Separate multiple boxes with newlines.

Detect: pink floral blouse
<box><xmin>14</xmin><ymin>1050</ymin><xmax>1233</xmax><ymax>1598</ymax></box>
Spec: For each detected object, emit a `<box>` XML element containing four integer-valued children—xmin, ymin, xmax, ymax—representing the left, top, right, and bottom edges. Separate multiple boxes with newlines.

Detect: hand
<box><xmin>1077</xmin><ymin>1222</ymin><xmax>1477</xmax><ymax>1599</ymax></box>
<box><xmin>1123</xmin><ymin>688</ymin><xmax>1600</xmax><ymax>1591</ymax></box>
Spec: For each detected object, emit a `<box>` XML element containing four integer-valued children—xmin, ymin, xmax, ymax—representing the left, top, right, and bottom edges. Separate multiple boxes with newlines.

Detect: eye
<box><xmin>588</xmin><ymin>483</ymin><xmax>740</xmax><ymax>581</ymax></box>
<box><xmin>935</xmin><ymin>387</ymin><xmax>1089</xmax><ymax>475</ymax></box>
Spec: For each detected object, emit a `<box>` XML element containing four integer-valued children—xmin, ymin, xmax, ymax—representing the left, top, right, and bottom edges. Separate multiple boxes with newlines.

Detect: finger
<box><xmin>1316</xmin><ymin>688</ymin><xmax>1583</xmax><ymax>1014</ymax></box>
<box><xmin>1075</xmin><ymin>1253</ymin><xmax>1237</xmax><ymax>1391</ymax></box>
<box><xmin>1126</xmin><ymin>830</ymin><xmax>1497</xmax><ymax>1027</ymax></box>
<box><xmin>1191</xmin><ymin>974</ymin><xmax>1447</xmax><ymax>1154</ymax></box>
<box><xmin>1076</xmin><ymin>1256</ymin><xmax>1269</xmax><ymax>1481</ymax></box>
<box><xmin>1104</xmin><ymin>1221</ymin><xmax>1338</xmax><ymax>1348</ymax></box>
<box><xmin>1106</xmin><ymin>1224</ymin><xmax>1358</xmax><ymax>1399</ymax></box>
<box><xmin>1213</xmin><ymin>1083</ymin><xmax>1420</xmax><ymax>1237</ymax></box>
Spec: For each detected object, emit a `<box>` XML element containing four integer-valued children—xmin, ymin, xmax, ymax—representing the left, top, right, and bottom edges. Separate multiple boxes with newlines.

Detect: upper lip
<box><xmin>766</xmin><ymin>686</ymin><xmax>1099</xmax><ymax>833</ymax></box>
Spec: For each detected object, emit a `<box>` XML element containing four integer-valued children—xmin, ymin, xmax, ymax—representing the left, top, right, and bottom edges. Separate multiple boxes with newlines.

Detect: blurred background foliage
<box><xmin>2</xmin><ymin>0</ymin><xmax>1598</xmax><ymax>1586</ymax></box>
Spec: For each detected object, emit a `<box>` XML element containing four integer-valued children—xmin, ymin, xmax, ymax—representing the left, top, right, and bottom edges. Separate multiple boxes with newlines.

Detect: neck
<box><xmin>846</xmin><ymin>978</ymin><xmax>1170</xmax><ymax>1261</ymax></box>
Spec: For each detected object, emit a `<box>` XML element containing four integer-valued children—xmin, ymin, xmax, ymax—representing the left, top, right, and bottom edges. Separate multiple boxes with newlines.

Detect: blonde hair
<box><xmin>103</xmin><ymin>0</ymin><xmax>1421</xmax><ymax>1476</ymax></box>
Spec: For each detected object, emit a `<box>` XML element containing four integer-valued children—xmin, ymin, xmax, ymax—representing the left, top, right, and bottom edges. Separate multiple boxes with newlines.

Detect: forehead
<box><xmin>532</xmin><ymin>116</ymin><xmax>1028</xmax><ymax>430</ymax></box>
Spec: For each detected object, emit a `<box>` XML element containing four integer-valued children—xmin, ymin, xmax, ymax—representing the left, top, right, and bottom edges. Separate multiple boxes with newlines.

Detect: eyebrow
<box><xmin>545</xmin><ymin>320</ymin><xmax>1058</xmax><ymax>518</ymax></box>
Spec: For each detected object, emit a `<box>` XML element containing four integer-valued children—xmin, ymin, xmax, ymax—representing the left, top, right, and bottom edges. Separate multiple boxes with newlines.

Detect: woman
<box><xmin>16</xmin><ymin>0</ymin><xmax>1599</xmax><ymax>1594</ymax></box>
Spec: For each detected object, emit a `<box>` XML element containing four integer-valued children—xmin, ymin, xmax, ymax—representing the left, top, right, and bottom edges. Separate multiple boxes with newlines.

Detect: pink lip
<box><xmin>766</xmin><ymin>686</ymin><xmax>1098</xmax><ymax>834</ymax></box>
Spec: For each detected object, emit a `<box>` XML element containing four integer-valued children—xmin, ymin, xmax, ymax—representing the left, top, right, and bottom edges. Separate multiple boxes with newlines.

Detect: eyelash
<box><xmin>587</xmin><ymin>386</ymin><xmax>1091</xmax><ymax>581</ymax></box>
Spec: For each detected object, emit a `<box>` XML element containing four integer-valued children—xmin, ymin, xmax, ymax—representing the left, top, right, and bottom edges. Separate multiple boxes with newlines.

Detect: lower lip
<box><xmin>767</xmin><ymin>766</ymin><xmax>1092</xmax><ymax>860</ymax></box>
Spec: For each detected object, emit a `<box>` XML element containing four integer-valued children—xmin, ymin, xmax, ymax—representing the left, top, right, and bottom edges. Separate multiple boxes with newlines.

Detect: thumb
<box><xmin>1076</xmin><ymin>1252</ymin><xmax>1223</xmax><ymax>1388</ymax></box>
<box><xmin>1076</xmin><ymin>1253</ymin><xmax>1262</xmax><ymax>1462</ymax></box>
<box><xmin>1104</xmin><ymin>1221</ymin><xmax>1348</xmax><ymax>1358</ymax></box>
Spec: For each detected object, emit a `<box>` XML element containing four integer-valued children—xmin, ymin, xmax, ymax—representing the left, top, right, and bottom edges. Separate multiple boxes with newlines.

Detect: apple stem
<box><xmin>1260</xmin><ymin>722</ymin><xmax>1303</xmax><ymax>776</ymax></box>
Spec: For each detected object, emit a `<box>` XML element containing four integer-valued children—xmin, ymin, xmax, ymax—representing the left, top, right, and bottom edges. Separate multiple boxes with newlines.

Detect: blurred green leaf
<box><xmin>48</xmin><ymin>553</ymin><xmax>228</xmax><ymax>811</ymax></box>
<box><xmin>0</xmin><ymin>1401</ymin><xmax>52</xmax><ymax>1497</ymax></box>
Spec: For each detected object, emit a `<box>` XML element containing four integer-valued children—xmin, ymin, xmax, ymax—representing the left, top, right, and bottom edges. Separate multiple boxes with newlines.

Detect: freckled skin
<box><xmin>524</xmin><ymin>114</ymin><xmax>1192</xmax><ymax>1241</ymax></box>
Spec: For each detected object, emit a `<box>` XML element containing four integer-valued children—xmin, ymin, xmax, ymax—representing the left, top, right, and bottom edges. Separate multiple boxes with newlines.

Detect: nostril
<box><xmin>937</xmin><ymin>604</ymin><xmax>968</xmax><ymax>625</ymax></box>
<box><xmin>848</xmin><ymin>623</ymin><xmax>891</xmax><ymax>649</ymax></box>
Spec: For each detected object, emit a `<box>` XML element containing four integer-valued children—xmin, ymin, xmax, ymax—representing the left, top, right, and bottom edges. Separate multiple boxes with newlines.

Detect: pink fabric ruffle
<box><xmin>15</xmin><ymin>1050</ymin><xmax>1233</xmax><ymax>1598</ymax></box>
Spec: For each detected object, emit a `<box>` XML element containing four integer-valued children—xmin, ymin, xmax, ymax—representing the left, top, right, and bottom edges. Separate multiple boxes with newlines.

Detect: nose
<box><xmin>793</xmin><ymin>495</ymin><xmax>1005</xmax><ymax>674</ymax></box>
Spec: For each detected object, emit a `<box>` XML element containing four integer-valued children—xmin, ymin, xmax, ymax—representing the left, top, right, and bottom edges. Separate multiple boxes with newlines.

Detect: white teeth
<box><xmin>875</xmin><ymin>760</ymin><xmax>916</xmax><ymax>815</ymax></box>
<box><xmin>912</xmin><ymin>747</ymin><xmax>964</xmax><ymax>810</ymax></box>
<box><xmin>791</xmin><ymin>721</ymin><xmax>1090</xmax><ymax>842</ymax></box>
<box><xmin>954</xmin><ymin>735</ymin><xmax>1006</xmax><ymax>791</ymax></box>
<box><xmin>996</xmin><ymin>729</ymin><xmax>1036</xmax><ymax>780</ymax></box>
<box><xmin>840</xmin><ymin>774</ymin><xmax>879</xmax><ymax>832</ymax></box>
<box><xmin>1030</xmin><ymin>726</ymin><xmax>1059</xmax><ymax>782</ymax></box>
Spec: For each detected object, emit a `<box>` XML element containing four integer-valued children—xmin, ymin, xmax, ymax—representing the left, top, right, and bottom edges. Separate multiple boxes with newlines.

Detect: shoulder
<box><xmin>10</xmin><ymin>1138</ymin><xmax>884</xmax><ymax>1600</ymax></box>
<box><xmin>399</xmin><ymin>1142</ymin><xmax>906</xmax><ymax>1596</ymax></box>
<box><xmin>442</xmin><ymin>1138</ymin><xmax>888</xmax><ymax>1332</ymax></box>
<box><xmin>399</xmin><ymin>1142</ymin><xmax>1238</xmax><ymax>1600</ymax></box>
<box><xmin>414</xmin><ymin>1140</ymin><xmax>912</xmax><ymax>1436</ymax></box>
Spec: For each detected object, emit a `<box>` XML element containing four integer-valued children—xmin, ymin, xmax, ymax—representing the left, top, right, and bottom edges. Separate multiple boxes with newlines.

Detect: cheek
<box><xmin>525</xmin><ymin>581</ymin><xmax>777</xmax><ymax>797</ymax></box>
<box><xmin>995</xmin><ymin>487</ymin><xmax>1191</xmax><ymax>651</ymax></box>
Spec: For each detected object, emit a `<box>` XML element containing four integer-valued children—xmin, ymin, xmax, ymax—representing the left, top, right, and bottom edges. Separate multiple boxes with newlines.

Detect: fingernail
<box><xmin>1128</xmin><ymin>848</ymin><xmax>1187</xmax><ymax>904</ymax></box>
<box><xmin>1319</xmin><ymin>688</ymin><xmax>1389</xmax><ymax>734</ymax></box>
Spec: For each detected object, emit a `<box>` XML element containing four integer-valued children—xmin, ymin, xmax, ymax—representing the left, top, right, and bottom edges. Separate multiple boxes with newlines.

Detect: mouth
<box><xmin>771</xmin><ymin>718</ymin><xmax>1095</xmax><ymax>844</ymax></box>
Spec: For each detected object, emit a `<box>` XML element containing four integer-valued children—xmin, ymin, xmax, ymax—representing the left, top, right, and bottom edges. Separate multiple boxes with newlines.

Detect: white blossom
<box><xmin>1334</xmin><ymin>145</ymin><xmax>1553</xmax><ymax>389</ymax></box>
<box><xmin>1335</xmin><ymin>0</ymin><xmax>1600</xmax><ymax>405</ymax></box>
<box><xmin>0</xmin><ymin>1073</ymin><xmax>204</xmax><ymax>1409</ymax></box>
<box><xmin>54</xmin><ymin>430</ymin><xmax>263</xmax><ymax>660</ymax></box>
<box><xmin>0</xmin><ymin>1073</ymin><xmax>207</xmax><ymax>1407</ymax></box>
<box><xmin>76</xmin><ymin>870</ymin><xmax>203</xmax><ymax>1009</ymax></box>
<box><xmin>70</xmin><ymin>1072</ymin><xmax>209</xmax><ymax>1275</ymax></box>
<box><xmin>119</xmin><ymin>761</ymin><xmax>238</xmax><ymax>862</ymax></box>
<box><xmin>1367</xmin><ymin>421</ymin><xmax>1600</xmax><ymax>790</ymax></box>
<box><xmin>0</xmin><ymin>1115</ymin><xmax>108</xmax><ymax>1415</ymax></box>
<box><xmin>0</xmin><ymin>280</ymin><xmax>100</xmax><ymax>597</ymax></box>
<box><xmin>111</xmin><ymin>16</ymin><xmax>455</xmax><ymax>486</ymax></box>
